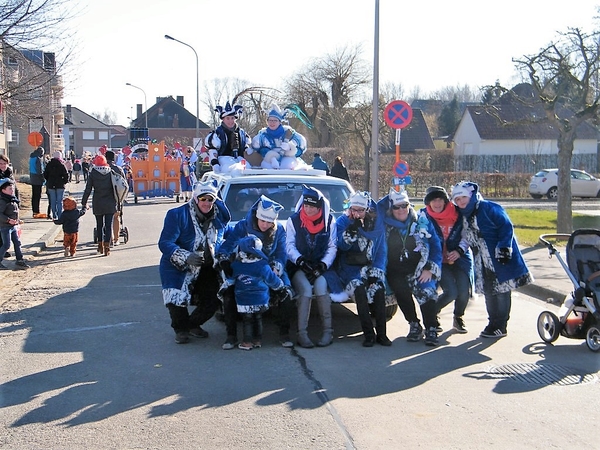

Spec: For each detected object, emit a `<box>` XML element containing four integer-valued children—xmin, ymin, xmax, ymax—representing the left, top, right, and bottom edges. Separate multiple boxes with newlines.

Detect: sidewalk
<box><xmin>11</xmin><ymin>183</ymin><xmax>574</xmax><ymax>305</ymax></box>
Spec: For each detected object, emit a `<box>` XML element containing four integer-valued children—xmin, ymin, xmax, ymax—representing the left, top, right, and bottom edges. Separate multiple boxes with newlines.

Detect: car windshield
<box><xmin>225</xmin><ymin>182</ymin><xmax>353</xmax><ymax>222</ymax></box>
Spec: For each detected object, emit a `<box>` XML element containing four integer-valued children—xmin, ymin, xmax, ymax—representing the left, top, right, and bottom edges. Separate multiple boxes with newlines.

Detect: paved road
<box><xmin>1</xmin><ymin>192</ymin><xmax>599</xmax><ymax>449</ymax></box>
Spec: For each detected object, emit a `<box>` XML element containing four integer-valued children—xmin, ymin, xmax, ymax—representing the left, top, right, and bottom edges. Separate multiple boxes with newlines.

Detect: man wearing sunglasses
<box><xmin>158</xmin><ymin>180</ymin><xmax>231</xmax><ymax>344</ymax></box>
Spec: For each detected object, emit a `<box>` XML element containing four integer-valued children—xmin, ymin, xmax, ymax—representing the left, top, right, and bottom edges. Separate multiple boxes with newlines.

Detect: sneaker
<box><xmin>113</xmin><ymin>240</ymin><xmax>120</xmax><ymax>246</ymax></box>
<box><xmin>189</xmin><ymin>327</ymin><xmax>209</xmax><ymax>338</ymax></box>
<box><xmin>4</xmin><ymin>251</ymin><xmax>10</xmax><ymax>258</ymax></box>
<box><xmin>238</xmin><ymin>342</ymin><xmax>253</xmax><ymax>351</ymax></box>
<box><xmin>435</xmin><ymin>316</ymin><xmax>443</xmax><ymax>333</ymax></box>
<box><xmin>362</xmin><ymin>336</ymin><xmax>376</xmax><ymax>347</ymax></box>
<box><xmin>480</xmin><ymin>328</ymin><xmax>507</xmax><ymax>338</ymax></box>
<box><xmin>376</xmin><ymin>335</ymin><xmax>393</xmax><ymax>346</ymax></box>
<box><xmin>424</xmin><ymin>327</ymin><xmax>439</xmax><ymax>346</ymax></box>
<box><xmin>406</xmin><ymin>322</ymin><xmax>423</xmax><ymax>342</ymax></box>
<box><xmin>175</xmin><ymin>331</ymin><xmax>190</xmax><ymax>344</ymax></box>
<box><xmin>0</xmin><ymin>262</ymin><xmax>9</xmax><ymax>270</ymax></box>
<box><xmin>453</xmin><ymin>316</ymin><xmax>468</xmax><ymax>334</ymax></box>
<box><xmin>15</xmin><ymin>260</ymin><xmax>30</xmax><ymax>269</ymax></box>
<box><xmin>222</xmin><ymin>336</ymin><xmax>238</xmax><ymax>350</ymax></box>
<box><xmin>64</xmin><ymin>248</ymin><xmax>70</xmax><ymax>257</ymax></box>
<box><xmin>252</xmin><ymin>340</ymin><xmax>262</xmax><ymax>349</ymax></box>
<box><xmin>279</xmin><ymin>335</ymin><xmax>294</xmax><ymax>348</ymax></box>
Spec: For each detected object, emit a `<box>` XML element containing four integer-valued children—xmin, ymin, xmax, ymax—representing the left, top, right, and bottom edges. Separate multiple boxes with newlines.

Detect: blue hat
<box><xmin>237</xmin><ymin>235</ymin><xmax>268</xmax><ymax>261</ymax></box>
<box><xmin>215</xmin><ymin>101</ymin><xmax>243</xmax><ymax>120</ymax></box>
<box><xmin>254</xmin><ymin>195</ymin><xmax>284</xmax><ymax>222</ymax></box>
<box><xmin>267</xmin><ymin>103</ymin><xmax>287</xmax><ymax>122</ymax></box>
<box><xmin>0</xmin><ymin>178</ymin><xmax>15</xmax><ymax>189</ymax></box>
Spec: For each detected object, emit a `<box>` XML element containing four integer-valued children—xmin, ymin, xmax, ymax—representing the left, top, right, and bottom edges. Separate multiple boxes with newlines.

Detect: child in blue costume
<box><xmin>232</xmin><ymin>236</ymin><xmax>285</xmax><ymax>350</ymax></box>
<box><xmin>216</xmin><ymin>195</ymin><xmax>294</xmax><ymax>349</ymax></box>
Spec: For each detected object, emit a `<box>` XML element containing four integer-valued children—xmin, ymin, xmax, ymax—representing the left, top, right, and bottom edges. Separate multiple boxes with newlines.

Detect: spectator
<box><xmin>29</xmin><ymin>146</ymin><xmax>46</xmax><ymax>218</ymax></box>
<box><xmin>158</xmin><ymin>180</ymin><xmax>231</xmax><ymax>344</ymax></box>
<box><xmin>81</xmin><ymin>157</ymin><xmax>91</xmax><ymax>182</ymax></box>
<box><xmin>451</xmin><ymin>181</ymin><xmax>533</xmax><ymax>338</ymax></box>
<box><xmin>330</xmin><ymin>155</ymin><xmax>350</xmax><ymax>181</ymax></box>
<box><xmin>311</xmin><ymin>153</ymin><xmax>330</xmax><ymax>175</ymax></box>
<box><xmin>72</xmin><ymin>159</ymin><xmax>83</xmax><ymax>183</ymax></box>
<box><xmin>0</xmin><ymin>179</ymin><xmax>30</xmax><ymax>270</ymax></box>
<box><xmin>64</xmin><ymin>158</ymin><xmax>73</xmax><ymax>183</ymax></box>
<box><xmin>43</xmin><ymin>151</ymin><xmax>69</xmax><ymax>220</ymax></box>
<box><xmin>105</xmin><ymin>150</ymin><xmax>127</xmax><ymax>247</ymax></box>
<box><xmin>54</xmin><ymin>197</ymin><xmax>86</xmax><ymax>257</ymax></box>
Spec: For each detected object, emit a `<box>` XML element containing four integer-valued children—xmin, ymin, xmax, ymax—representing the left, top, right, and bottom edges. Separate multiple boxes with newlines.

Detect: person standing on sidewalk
<box><xmin>105</xmin><ymin>150</ymin><xmax>126</xmax><ymax>247</ymax></box>
<box><xmin>29</xmin><ymin>146</ymin><xmax>45</xmax><ymax>218</ymax></box>
<box><xmin>0</xmin><ymin>179</ymin><xmax>30</xmax><ymax>270</ymax></box>
<box><xmin>43</xmin><ymin>151</ymin><xmax>69</xmax><ymax>220</ymax></box>
<box><xmin>422</xmin><ymin>186</ymin><xmax>473</xmax><ymax>333</ymax></box>
<box><xmin>158</xmin><ymin>181</ymin><xmax>231</xmax><ymax>344</ymax></box>
<box><xmin>451</xmin><ymin>181</ymin><xmax>533</xmax><ymax>338</ymax></box>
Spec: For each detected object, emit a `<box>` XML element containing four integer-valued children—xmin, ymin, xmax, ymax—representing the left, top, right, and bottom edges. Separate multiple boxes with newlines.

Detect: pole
<box><xmin>125</xmin><ymin>83</ymin><xmax>148</xmax><ymax>129</ymax></box>
<box><xmin>164</xmin><ymin>35</ymin><xmax>200</xmax><ymax>140</ymax></box>
<box><xmin>370</xmin><ymin>0</ymin><xmax>380</xmax><ymax>199</ymax></box>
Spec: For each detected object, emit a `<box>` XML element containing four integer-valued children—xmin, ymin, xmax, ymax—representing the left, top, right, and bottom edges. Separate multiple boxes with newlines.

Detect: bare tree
<box><xmin>513</xmin><ymin>27</ymin><xmax>600</xmax><ymax>233</ymax></box>
<box><xmin>90</xmin><ymin>109</ymin><xmax>118</xmax><ymax>125</ymax></box>
<box><xmin>430</xmin><ymin>84</ymin><xmax>481</xmax><ymax>103</ymax></box>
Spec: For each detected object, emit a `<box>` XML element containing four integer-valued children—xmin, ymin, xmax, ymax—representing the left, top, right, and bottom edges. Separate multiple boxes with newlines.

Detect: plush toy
<box><xmin>416</xmin><ymin>211</ymin><xmax>432</xmax><ymax>239</ymax></box>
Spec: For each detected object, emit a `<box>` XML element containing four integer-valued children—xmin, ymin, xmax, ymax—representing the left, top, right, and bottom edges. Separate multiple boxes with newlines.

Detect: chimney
<box><xmin>66</xmin><ymin>104</ymin><xmax>71</xmax><ymax>113</ymax></box>
<box><xmin>177</xmin><ymin>96</ymin><xmax>184</xmax><ymax>106</ymax></box>
<box><xmin>137</xmin><ymin>104</ymin><xmax>142</xmax><ymax>119</ymax></box>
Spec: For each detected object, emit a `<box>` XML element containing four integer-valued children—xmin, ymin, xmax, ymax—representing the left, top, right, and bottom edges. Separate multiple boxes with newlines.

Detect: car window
<box><xmin>534</xmin><ymin>170</ymin><xmax>551</xmax><ymax>177</ymax></box>
<box><xmin>225</xmin><ymin>182</ymin><xmax>352</xmax><ymax>222</ymax></box>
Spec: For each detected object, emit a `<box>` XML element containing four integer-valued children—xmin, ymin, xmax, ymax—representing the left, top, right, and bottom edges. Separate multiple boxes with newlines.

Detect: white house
<box><xmin>453</xmin><ymin>87</ymin><xmax>598</xmax><ymax>174</ymax></box>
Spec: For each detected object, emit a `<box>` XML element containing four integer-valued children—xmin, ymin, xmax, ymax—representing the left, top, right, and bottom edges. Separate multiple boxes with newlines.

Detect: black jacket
<box><xmin>43</xmin><ymin>158</ymin><xmax>69</xmax><ymax>189</ymax></box>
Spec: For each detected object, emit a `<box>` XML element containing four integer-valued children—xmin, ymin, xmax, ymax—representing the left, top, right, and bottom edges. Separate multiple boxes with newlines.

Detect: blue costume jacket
<box><xmin>232</xmin><ymin>258</ymin><xmax>284</xmax><ymax>313</ymax></box>
<box><xmin>158</xmin><ymin>200</ymin><xmax>230</xmax><ymax>306</ymax></box>
<box><xmin>205</xmin><ymin>124</ymin><xmax>250</xmax><ymax>158</ymax></box>
<box><xmin>251</xmin><ymin>125</ymin><xmax>307</xmax><ymax>159</ymax></box>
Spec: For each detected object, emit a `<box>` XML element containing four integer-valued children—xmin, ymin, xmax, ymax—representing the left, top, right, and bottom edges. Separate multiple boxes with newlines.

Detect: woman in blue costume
<box><xmin>376</xmin><ymin>188</ymin><xmax>443</xmax><ymax>346</ymax></box>
<box><xmin>158</xmin><ymin>180</ymin><xmax>231</xmax><ymax>344</ymax></box>
<box><xmin>334</xmin><ymin>191</ymin><xmax>391</xmax><ymax>347</ymax></box>
<box><xmin>216</xmin><ymin>195</ymin><xmax>295</xmax><ymax>349</ymax></box>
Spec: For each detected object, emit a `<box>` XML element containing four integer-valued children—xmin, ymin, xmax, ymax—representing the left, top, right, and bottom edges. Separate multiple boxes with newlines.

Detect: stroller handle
<box><xmin>539</xmin><ymin>233</ymin><xmax>571</xmax><ymax>253</ymax></box>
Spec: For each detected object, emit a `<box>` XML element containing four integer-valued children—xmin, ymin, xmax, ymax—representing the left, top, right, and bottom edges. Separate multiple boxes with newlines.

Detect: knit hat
<box><xmin>388</xmin><ymin>187</ymin><xmax>411</xmax><ymax>207</ymax></box>
<box><xmin>347</xmin><ymin>191</ymin><xmax>371</xmax><ymax>209</ymax></box>
<box><xmin>0</xmin><ymin>178</ymin><xmax>14</xmax><ymax>190</ymax></box>
<box><xmin>424</xmin><ymin>186</ymin><xmax>449</xmax><ymax>205</ymax></box>
<box><xmin>193</xmin><ymin>180</ymin><xmax>219</xmax><ymax>199</ymax></box>
<box><xmin>451</xmin><ymin>182</ymin><xmax>475</xmax><ymax>200</ymax></box>
<box><xmin>215</xmin><ymin>101</ymin><xmax>243</xmax><ymax>120</ymax></box>
<box><xmin>255</xmin><ymin>195</ymin><xmax>283</xmax><ymax>222</ymax></box>
<box><xmin>267</xmin><ymin>103</ymin><xmax>286</xmax><ymax>122</ymax></box>
<box><xmin>62</xmin><ymin>197</ymin><xmax>77</xmax><ymax>211</ymax></box>
<box><xmin>53</xmin><ymin>151</ymin><xmax>63</xmax><ymax>159</ymax></box>
<box><xmin>302</xmin><ymin>185</ymin><xmax>323</xmax><ymax>208</ymax></box>
<box><xmin>92</xmin><ymin>155</ymin><xmax>108</xmax><ymax>167</ymax></box>
<box><xmin>237</xmin><ymin>235</ymin><xmax>268</xmax><ymax>261</ymax></box>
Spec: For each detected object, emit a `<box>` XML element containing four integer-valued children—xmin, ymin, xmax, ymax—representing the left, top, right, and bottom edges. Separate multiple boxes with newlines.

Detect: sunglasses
<box><xmin>198</xmin><ymin>196</ymin><xmax>215</xmax><ymax>203</ymax></box>
<box><xmin>392</xmin><ymin>204</ymin><xmax>409</xmax><ymax>210</ymax></box>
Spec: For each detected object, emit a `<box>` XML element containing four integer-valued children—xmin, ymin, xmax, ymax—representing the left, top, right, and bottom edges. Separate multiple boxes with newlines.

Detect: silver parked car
<box><xmin>529</xmin><ymin>168</ymin><xmax>600</xmax><ymax>199</ymax></box>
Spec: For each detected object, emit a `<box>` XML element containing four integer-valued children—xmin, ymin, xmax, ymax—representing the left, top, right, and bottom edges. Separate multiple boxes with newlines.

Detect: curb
<box><xmin>22</xmin><ymin>223</ymin><xmax>62</xmax><ymax>257</ymax></box>
<box><xmin>519</xmin><ymin>284</ymin><xmax>567</xmax><ymax>306</ymax></box>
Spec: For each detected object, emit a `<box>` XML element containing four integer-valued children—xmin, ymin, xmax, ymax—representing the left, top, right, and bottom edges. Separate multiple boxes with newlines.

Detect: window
<box><xmin>82</xmin><ymin>131</ymin><xmax>95</xmax><ymax>140</ymax></box>
<box><xmin>98</xmin><ymin>131</ymin><xmax>108</xmax><ymax>140</ymax></box>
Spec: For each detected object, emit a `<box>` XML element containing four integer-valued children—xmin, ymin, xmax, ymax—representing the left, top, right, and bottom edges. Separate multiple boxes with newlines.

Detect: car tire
<box><xmin>530</xmin><ymin>194</ymin><xmax>543</xmax><ymax>199</ymax></box>
<box><xmin>547</xmin><ymin>187</ymin><xmax>558</xmax><ymax>200</ymax></box>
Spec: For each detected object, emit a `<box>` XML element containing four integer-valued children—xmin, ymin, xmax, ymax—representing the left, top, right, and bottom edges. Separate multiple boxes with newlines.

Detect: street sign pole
<box><xmin>395</xmin><ymin>129</ymin><xmax>401</xmax><ymax>163</ymax></box>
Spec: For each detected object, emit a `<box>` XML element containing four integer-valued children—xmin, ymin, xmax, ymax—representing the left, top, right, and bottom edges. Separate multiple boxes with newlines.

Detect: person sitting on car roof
<box><xmin>205</xmin><ymin>101</ymin><xmax>250</xmax><ymax>174</ymax></box>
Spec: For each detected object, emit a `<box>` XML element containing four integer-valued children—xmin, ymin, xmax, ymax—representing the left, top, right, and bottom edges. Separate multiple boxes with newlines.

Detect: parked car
<box><xmin>529</xmin><ymin>168</ymin><xmax>600</xmax><ymax>199</ymax></box>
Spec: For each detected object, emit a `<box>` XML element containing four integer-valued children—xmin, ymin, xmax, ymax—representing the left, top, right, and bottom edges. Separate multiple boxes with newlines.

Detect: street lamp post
<box><xmin>164</xmin><ymin>34</ymin><xmax>200</xmax><ymax>141</ymax></box>
<box><xmin>125</xmin><ymin>82</ymin><xmax>148</xmax><ymax>129</ymax></box>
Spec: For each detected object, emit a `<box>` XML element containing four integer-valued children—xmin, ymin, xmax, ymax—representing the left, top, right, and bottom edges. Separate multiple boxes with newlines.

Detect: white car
<box><xmin>529</xmin><ymin>168</ymin><xmax>600</xmax><ymax>199</ymax></box>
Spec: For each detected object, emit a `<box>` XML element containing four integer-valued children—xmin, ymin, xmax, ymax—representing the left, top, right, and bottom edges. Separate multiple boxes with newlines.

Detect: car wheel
<box><xmin>530</xmin><ymin>194</ymin><xmax>543</xmax><ymax>199</ymax></box>
<box><xmin>546</xmin><ymin>187</ymin><xmax>558</xmax><ymax>200</ymax></box>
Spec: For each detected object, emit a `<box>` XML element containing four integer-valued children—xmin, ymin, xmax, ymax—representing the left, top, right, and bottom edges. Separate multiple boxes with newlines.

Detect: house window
<box><xmin>82</xmin><ymin>131</ymin><xmax>95</xmax><ymax>140</ymax></box>
<box><xmin>6</xmin><ymin>56</ymin><xmax>18</xmax><ymax>66</ymax></box>
<box><xmin>98</xmin><ymin>131</ymin><xmax>108</xmax><ymax>140</ymax></box>
<box><xmin>10</xmin><ymin>131</ymin><xmax>18</xmax><ymax>144</ymax></box>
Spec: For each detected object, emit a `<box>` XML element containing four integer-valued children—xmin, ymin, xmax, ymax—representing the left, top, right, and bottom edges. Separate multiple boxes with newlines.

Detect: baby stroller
<box><xmin>537</xmin><ymin>229</ymin><xmax>600</xmax><ymax>352</ymax></box>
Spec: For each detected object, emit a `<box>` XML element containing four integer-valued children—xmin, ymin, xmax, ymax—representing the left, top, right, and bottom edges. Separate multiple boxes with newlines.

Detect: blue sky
<box><xmin>62</xmin><ymin>0</ymin><xmax>599</xmax><ymax>125</ymax></box>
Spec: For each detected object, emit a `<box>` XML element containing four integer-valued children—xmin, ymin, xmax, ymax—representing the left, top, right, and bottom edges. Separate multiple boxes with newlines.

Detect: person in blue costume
<box><xmin>216</xmin><ymin>195</ymin><xmax>295</xmax><ymax>350</ymax></box>
<box><xmin>334</xmin><ymin>191</ymin><xmax>391</xmax><ymax>347</ymax></box>
<box><xmin>422</xmin><ymin>186</ymin><xmax>474</xmax><ymax>334</ymax></box>
<box><xmin>158</xmin><ymin>180</ymin><xmax>231</xmax><ymax>344</ymax></box>
<box><xmin>231</xmin><ymin>236</ymin><xmax>285</xmax><ymax>350</ymax></box>
<box><xmin>204</xmin><ymin>101</ymin><xmax>250</xmax><ymax>173</ymax></box>
<box><xmin>286</xmin><ymin>185</ymin><xmax>337</xmax><ymax>348</ymax></box>
<box><xmin>376</xmin><ymin>188</ymin><xmax>443</xmax><ymax>346</ymax></box>
<box><xmin>249</xmin><ymin>103</ymin><xmax>307</xmax><ymax>170</ymax></box>
<box><xmin>451</xmin><ymin>181</ymin><xmax>533</xmax><ymax>338</ymax></box>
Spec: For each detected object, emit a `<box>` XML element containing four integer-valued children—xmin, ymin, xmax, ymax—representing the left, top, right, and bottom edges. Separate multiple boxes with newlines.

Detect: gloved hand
<box><xmin>347</xmin><ymin>219</ymin><xmax>361</xmax><ymax>234</ymax></box>
<box><xmin>186</xmin><ymin>252</ymin><xmax>205</xmax><ymax>266</ymax></box>
<box><xmin>218</xmin><ymin>259</ymin><xmax>233</xmax><ymax>277</ymax></box>
<box><xmin>297</xmin><ymin>256</ymin><xmax>313</xmax><ymax>275</ymax></box>
<box><xmin>496</xmin><ymin>247</ymin><xmax>511</xmax><ymax>265</ymax></box>
<box><xmin>367</xmin><ymin>276</ymin><xmax>379</xmax><ymax>286</ymax></box>
<box><xmin>311</xmin><ymin>261</ymin><xmax>327</xmax><ymax>279</ymax></box>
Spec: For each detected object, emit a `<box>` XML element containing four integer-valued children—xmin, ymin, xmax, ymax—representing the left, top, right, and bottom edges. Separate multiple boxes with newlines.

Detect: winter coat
<box><xmin>232</xmin><ymin>258</ymin><xmax>284</xmax><ymax>313</ymax></box>
<box><xmin>29</xmin><ymin>148</ymin><xmax>45</xmax><ymax>186</ymax></box>
<box><xmin>43</xmin><ymin>158</ymin><xmax>69</xmax><ymax>189</ymax></box>
<box><xmin>205</xmin><ymin>124</ymin><xmax>250</xmax><ymax>158</ymax></box>
<box><xmin>0</xmin><ymin>192</ymin><xmax>19</xmax><ymax>229</ymax></box>
<box><xmin>330</xmin><ymin>160</ymin><xmax>349</xmax><ymax>181</ymax></box>
<box><xmin>81</xmin><ymin>166</ymin><xmax>117</xmax><ymax>215</ymax></box>
<box><xmin>158</xmin><ymin>200</ymin><xmax>230</xmax><ymax>306</ymax></box>
<box><xmin>311</xmin><ymin>156</ymin><xmax>330</xmax><ymax>175</ymax></box>
<box><xmin>54</xmin><ymin>208</ymin><xmax>85</xmax><ymax>234</ymax></box>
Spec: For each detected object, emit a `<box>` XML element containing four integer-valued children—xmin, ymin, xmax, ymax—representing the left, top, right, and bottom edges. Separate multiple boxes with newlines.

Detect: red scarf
<box><xmin>426</xmin><ymin>202</ymin><xmax>458</xmax><ymax>263</ymax></box>
<box><xmin>300</xmin><ymin>208</ymin><xmax>325</xmax><ymax>234</ymax></box>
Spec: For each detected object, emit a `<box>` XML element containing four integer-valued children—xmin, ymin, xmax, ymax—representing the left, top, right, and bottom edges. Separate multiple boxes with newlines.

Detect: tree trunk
<box><xmin>556</xmin><ymin>134</ymin><xmax>575</xmax><ymax>233</ymax></box>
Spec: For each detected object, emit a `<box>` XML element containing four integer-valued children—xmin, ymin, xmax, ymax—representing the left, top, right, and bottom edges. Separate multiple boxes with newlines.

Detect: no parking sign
<box><xmin>384</xmin><ymin>101</ymin><xmax>413</xmax><ymax>129</ymax></box>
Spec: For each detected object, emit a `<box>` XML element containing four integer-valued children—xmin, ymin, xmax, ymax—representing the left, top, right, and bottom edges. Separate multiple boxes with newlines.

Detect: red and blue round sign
<box><xmin>393</xmin><ymin>160</ymin><xmax>410</xmax><ymax>177</ymax></box>
<box><xmin>384</xmin><ymin>100</ymin><xmax>413</xmax><ymax>129</ymax></box>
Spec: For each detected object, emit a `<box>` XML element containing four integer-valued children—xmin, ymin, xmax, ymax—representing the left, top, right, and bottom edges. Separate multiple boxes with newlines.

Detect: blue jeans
<box><xmin>482</xmin><ymin>285</ymin><xmax>511</xmax><ymax>331</ymax></box>
<box><xmin>0</xmin><ymin>226</ymin><xmax>24</xmax><ymax>262</ymax></box>
<box><xmin>437</xmin><ymin>263</ymin><xmax>471</xmax><ymax>317</ymax></box>
<box><xmin>95</xmin><ymin>214</ymin><xmax>114</xmax><ymax>243</ymax></box>
<box><xmin>47</xmin><ymin>188</ymin><xmax>65</xmax><ymax>219</ymax></box>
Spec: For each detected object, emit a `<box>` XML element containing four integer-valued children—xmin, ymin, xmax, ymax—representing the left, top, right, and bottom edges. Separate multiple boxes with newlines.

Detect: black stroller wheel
<box><xmin>537</xmin><ymin>311</ymin><xmax>561</xmax><ymax>343</ymax></box>
<box><xmin>93</xmin><ymin>227</ymin><xmax>98</xmax><ymax>244</ymax></box>
<box><xmin>586</xmin><ymin>326</ymin><xmax>600</xmax><ymax>352</ymax></box>
<box><xmin>122</xmin><ymin>227</ymin><xmax>129</xmax><ymax>244</ymax></box>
